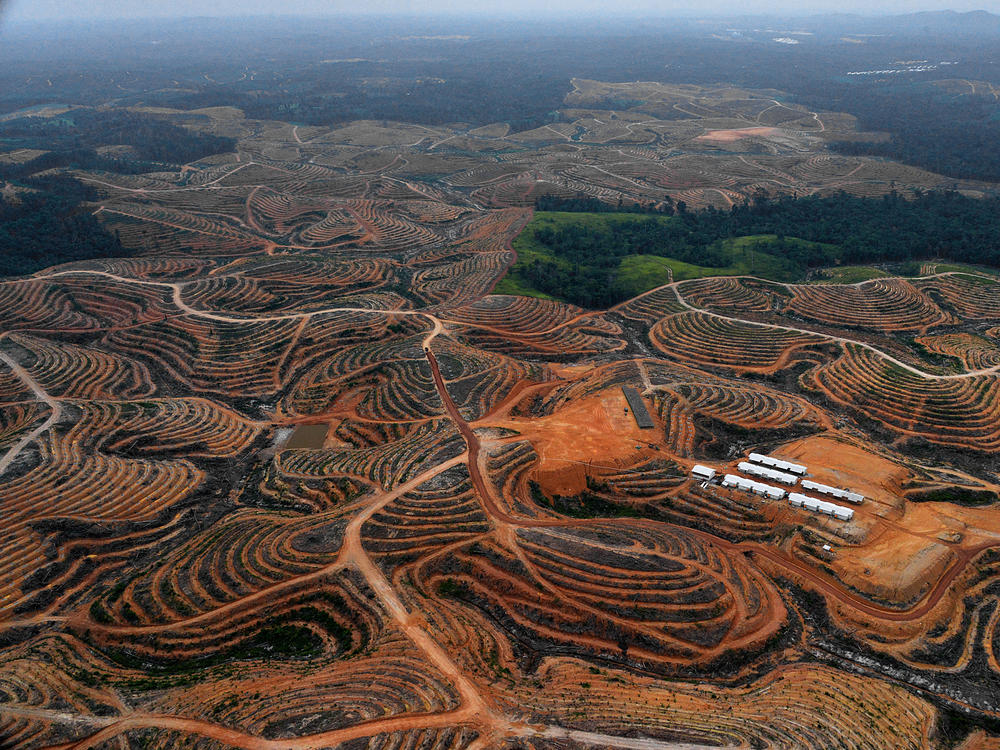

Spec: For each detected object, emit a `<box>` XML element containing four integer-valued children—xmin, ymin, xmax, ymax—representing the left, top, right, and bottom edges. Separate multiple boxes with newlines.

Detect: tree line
<box><xmin>821</xmin><ymin>84</ymin><xmax>1000</xmax><ymax>183</ymax></box>
<box><xmin>538</xmin><ymin>191</ymin><xmax>1000</xmax><ymax>266</ymax></box>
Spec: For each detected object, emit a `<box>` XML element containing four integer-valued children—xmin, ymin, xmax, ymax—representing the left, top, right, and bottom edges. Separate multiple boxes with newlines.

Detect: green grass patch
<box><xmin>946</xmin><ymin>271</ymin><xmax>1000</xmax><ymax>286</ymax></box>
<box><xmin>492</xmin><ymin>274</ymin><xmax>557</xmax><ymax>299</ymax></box>
<box><xmin>708</xmin><ymin>234</ymin><xmax>834</xmax><ymax>280</ymax></box>
<box><xmin>616</xmin><ymin>254</ymin><xmax>676</xmax><ymax>294</ymax></box>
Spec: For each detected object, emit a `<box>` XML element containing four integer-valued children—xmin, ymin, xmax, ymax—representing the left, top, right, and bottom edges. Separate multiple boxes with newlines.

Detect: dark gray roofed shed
<box><xmin>621</xmin><ymin>386</ymin><xmax>654</xmax><ymax>429</ymax></box>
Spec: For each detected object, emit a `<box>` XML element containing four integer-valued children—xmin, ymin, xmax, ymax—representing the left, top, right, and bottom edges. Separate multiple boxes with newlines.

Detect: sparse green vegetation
<box><xmin>101</xmin><ymin>622</ymin><xmax>322</xmax><ymax>679</ymax></box>
<box><xmin>807</xmin><ymin>266</ymin><xmax>889</xmax><ymax>284</ymax></box>
<box><xmin>436</xmin><ymin>578</ymin><xmax>466</xmax><ymax>598</ymax></box>
<box><xmin>529</xmin><ymin>479</ymin><xmax>641</xmax><ymax>519</ymax></box>
<box><xmin>908</xmin><ymin>487</ymin><xmax>998</xmax><ymax>507</ymax></box>
<box><xmin>923</xmin><ymin>263</ymin><xmax>1000</xmax><ymax>278</ymax></box>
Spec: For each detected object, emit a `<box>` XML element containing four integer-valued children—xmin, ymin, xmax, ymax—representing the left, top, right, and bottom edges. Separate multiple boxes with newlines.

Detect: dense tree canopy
<box><xmin>0</xmin><ymin>176</ymin><xmax>124</xmax><ymax>277</ymax></box>
<box><xmin>823</xmin><ymin>85</ymin><xmax>1000</xmax><ymax>183</ymax></box>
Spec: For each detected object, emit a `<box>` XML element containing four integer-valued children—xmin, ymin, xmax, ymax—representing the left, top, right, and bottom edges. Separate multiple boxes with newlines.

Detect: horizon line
<box><xmin>3</xmin><ymin>8</ymin><xmax>998</xmax><ymax>23</ymax></box>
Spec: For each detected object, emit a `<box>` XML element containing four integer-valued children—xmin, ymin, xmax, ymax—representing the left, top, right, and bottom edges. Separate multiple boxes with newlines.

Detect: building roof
<box><xmin>748</xmin><ymin>452</ymin><xmax>807</xmax><ymax>474</ymax></box>
<box><xmin>621</xmin><ymin>386</ymin><xmax>655</xmax><ymax>429</ymax></box>
<box><xmin>801</xmin><ymin>480</ymin><xmax>864</xmax><ymax>503</ymax></box>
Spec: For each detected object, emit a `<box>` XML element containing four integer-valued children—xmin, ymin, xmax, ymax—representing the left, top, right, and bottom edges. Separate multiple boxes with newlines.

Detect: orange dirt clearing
<box><xmin>773</xmin><ymin>435</ymin><xmax>1000</xmax><ymax>604</ymax></box>
<box><xmin>478</xmin><ymin>388</ymin><xmax>653</xmax><ymax>495</ymax></box>
<box><xmin>775</xmin><ymin>435</ymin><xmax>1000</xmax><ymax>542</ymax></box>
<box><xmin>771</xmin><ymin>435</ymin><xmax>910</xmax><ymax>511</ymax></box>
<box><xmin>833</xmin><ymin>531</ymin><xmax>956</xmax><ymax>604</ymax></box>
<box><xmin>696</xmin><ymin>127</ymin><xmax>782</xmax><ymax>142</ymax></box>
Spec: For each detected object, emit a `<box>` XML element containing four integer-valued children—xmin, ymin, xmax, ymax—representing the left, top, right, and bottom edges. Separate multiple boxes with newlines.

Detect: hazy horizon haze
<box><xmin>4</xmin><ymin>0</ymin><xmax>1000</xmax><ymax>22</ymax></box>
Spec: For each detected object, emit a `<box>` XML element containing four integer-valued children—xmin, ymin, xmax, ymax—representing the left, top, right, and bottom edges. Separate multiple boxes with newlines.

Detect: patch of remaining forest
<box><xmin>500</xmin><ymin>192</ymin><xmax>1000</xmax><ymax>307</ymax></box>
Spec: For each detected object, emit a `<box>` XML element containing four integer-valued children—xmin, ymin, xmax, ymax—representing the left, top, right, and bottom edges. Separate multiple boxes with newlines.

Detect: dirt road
<box><xmin>0</xmin><ymin>349</ymin><xmax>62</xmax><ymax>479</ymax></box>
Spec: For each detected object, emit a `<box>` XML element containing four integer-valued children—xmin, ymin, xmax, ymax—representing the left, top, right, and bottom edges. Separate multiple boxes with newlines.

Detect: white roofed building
<box><xmin>833</xmin><ymin>507</ymin><xmax>854</xmax><ymax>521</ymax></box>
<box><xmin>738</xmin><ymin>461</ymin><xmax>798</xmax><ymax>486</ymax></box>
<box><xmin>691</xmin><ymin>465</ymin><xmax>717</xmax><ymax>481</ymax></box>
<box><xmin>801</xmin><ymin>480</ymin><xmax>864</xmax><ymax>504</ymax></box>
<box><xmin>748</xmin><ymin>452</ymin><xmax>807</xmax><ymax>475</ymax></box>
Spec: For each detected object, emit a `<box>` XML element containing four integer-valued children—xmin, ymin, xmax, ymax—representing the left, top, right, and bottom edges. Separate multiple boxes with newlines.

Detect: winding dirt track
<box><xmin>0</xmin><ymin>347</ymin><xmax>62</xmax><ymax>476</ymax></box>
<box><xmin>670</xmin><ymin>278</ymin><xmax>1000</xmax><ymax>380</ymax></box>
<box><xmin>11</xmin><ymin>107</ymin><xmax>1000</xmax><ymax>750</ymax></box>
<box><xmin>31</xmin><ymin>707</ymin><xmax>477</xmax><ymax>750</ymax></box>
<box><xmin>738</xmin><ymin>542</ymin><xmax>997</xmax><ymax>622</ymax></box>
<box><xmin>23</xmin><ymin>344</ymin><xmax>712</xmax><ymax>750</ymax></box>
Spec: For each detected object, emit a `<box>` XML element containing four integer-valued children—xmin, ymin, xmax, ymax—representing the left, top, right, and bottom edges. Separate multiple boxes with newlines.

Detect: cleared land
<box><xmin>0</xmin><ymin>80</ymin><xmax>999</xmax><ymax>750</ymax></box>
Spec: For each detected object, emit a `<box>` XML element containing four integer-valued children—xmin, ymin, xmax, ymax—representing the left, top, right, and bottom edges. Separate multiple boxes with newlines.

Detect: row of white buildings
<box><xmin>690</xmin><ymin>450</ymin><xmax>863</xmax><ymax>522</ymax></box>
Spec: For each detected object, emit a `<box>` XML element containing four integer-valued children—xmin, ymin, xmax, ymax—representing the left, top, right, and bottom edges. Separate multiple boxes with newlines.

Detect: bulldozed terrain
<box><xmin>1</xmin><ymin>81</ymin><xmax>1000</xmax><ymax>749</ymax></box>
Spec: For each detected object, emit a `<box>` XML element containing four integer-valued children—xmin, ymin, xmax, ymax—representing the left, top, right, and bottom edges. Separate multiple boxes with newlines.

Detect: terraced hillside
<box><xmin>1</xmin><ymin>81</ymin><xmax>1000</xmax><ymax>750</ymax></box>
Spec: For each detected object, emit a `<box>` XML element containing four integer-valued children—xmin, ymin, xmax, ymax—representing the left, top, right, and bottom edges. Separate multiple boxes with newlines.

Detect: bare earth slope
<box><xmin>1</xmin><ymin>82</ymin><xmax>999</xmax><ymax>750</ymax></box>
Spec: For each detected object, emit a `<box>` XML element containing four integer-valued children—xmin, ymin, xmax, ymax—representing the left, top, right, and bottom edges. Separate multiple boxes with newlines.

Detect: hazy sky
<box><xmin>3</xmin><ymin>0</ymin><xmax>999</xmax><ymax>20</ymax></box>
